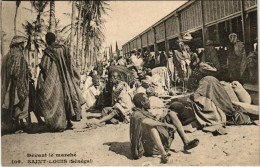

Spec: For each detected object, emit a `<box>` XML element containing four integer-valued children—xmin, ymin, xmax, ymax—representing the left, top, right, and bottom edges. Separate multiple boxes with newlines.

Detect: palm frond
<box><xmin>22</xmin><ymin>7</ymin><xmax>36</xmax><ymax>13</ymax></box>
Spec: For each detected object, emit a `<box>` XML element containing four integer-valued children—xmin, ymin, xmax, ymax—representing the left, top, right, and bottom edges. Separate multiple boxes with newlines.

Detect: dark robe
<box><xmin>144</xmin><ymin>55</ymin><xmax>156</xmax><ymax>69</ymax></box>
<box><xmin>202</xmin><ymin>45</ymin><xmax>220</xmax><ymax>71</ymax></box>
<box><xmin>191</xmin><ymin>76</ymin><xmax>251</xmax><ymax>127</ymax></box>
<box><xmin>227</xmin><ymin>41</ymin><xmax>247</xmax><ymax>82</ymax></box>
<box><xmin>160</xmin><ymin>52</ymin><xmax>167</xmax><ymax>67</ymax></box>
<box><xmin>36</xmin><ymin>43</ymin><xmax>85</xmax><ymax>130</ymax></box>
<box><xmin>1</xmin><ymin>47</ymin><xmax>29</xmax><ymax>133</ymax></box>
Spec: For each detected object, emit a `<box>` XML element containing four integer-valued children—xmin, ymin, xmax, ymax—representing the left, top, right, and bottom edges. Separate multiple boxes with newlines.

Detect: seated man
<box><xmin>130</xmin><ymin>93</ymin><xmax>199</xmax><ymax>164</ymax></box>
<box><xmin>89</xmin><ymin>72</ymin><xmax>134</xmax><ymax>125</ymax></box>
<box><xmin>81</xmin><ymin>75</ymin><xmax>104</xmax><ymax>110</ymax></box>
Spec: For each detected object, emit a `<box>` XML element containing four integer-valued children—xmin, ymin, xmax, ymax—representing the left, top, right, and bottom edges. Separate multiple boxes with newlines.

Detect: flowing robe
<box><xmin>36</xmin><ymin>43</ymin><xmax>85</xmax><ymax>130</ymax></box>
<box><xmin>1</xmin><ymin>47</ymin><xmax>29</xmax><ymax>133</ymax></box>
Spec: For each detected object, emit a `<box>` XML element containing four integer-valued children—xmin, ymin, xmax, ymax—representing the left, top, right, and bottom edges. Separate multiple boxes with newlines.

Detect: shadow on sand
<box><xmin>103</xmin><ymin>142</ymin><xmax>133</xmax><ymax>160</ymax></box>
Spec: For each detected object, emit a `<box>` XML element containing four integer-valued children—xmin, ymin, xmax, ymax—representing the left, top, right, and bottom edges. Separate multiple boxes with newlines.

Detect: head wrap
<box><xmin>229</xmin><ymin>33</ymin><xmax>238</xmax><ymax>43</ymax></box>
<box><xmin>206</xmin><ymin>40</ymin><xmax>214</xmax><ymax>46</ymax></box>
<box><xmin>10</xmin><ymin>36</ymin><xmax>27</xmax><ymax>47</ymax></box>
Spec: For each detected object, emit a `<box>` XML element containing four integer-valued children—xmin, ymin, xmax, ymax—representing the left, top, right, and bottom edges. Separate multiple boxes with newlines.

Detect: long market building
<box><xmin>122</xmin><ymin>0</ymin><xmax>257</xmax><ymax>56</ymax></box>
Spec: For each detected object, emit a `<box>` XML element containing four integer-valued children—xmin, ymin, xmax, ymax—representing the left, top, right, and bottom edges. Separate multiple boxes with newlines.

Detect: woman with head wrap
<box><xmin>1</xmin><ymin>36</ymin><xmax>30</xmax><ymax>134</ymax></box>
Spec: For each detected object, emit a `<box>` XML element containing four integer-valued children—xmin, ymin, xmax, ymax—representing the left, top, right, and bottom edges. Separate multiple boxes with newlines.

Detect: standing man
<box><xmin>160</xmin><ymin>51</ymin><xmax>168</xmax><ymax>67</ymax></box>
<box><xmin>201</xmin><ymin>40</ymin><xmax>220</xmax><ymax>71</ymax></box>
<box><xmin>36</xmin><ymin>32</ymin><xmax>85</xmax><ymax>131</ymax></box>
<box><xmin>227</xmin><ymin>33</ymin><xmax>247</xmax><ymax>82</ymax></box>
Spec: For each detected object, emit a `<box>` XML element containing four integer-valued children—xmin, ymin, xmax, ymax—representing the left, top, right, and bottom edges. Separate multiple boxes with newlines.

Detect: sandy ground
<box><xmin>2</xmin><ymin>110</ymin><xmax>260</xmax><ymax>167</ymax></box>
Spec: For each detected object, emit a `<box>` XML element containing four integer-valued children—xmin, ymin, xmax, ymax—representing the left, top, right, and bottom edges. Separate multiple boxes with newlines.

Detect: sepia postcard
<box><xmin>1</xmin><ymin>0</ymin><xmax>259</xmax><ymax>166</ymax></box>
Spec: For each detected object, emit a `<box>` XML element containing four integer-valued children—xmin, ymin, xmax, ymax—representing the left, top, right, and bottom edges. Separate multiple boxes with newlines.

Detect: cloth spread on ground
<box><xmin>36</xmin><ymin>43</ymin><xmax>85</xmax><ymax>130</ymax></box>
<box><xmin>130</xmin><ymin>108</ymin><xmax>174</xmax><ymax>159</ymax></box>
<box><xmin>192</xmin><ymin>96</ymin><xmax>227</xmax><ymax>127</ymax></box>
<box><xmin>193</xmin><ymin>76</ymin><xmax>235</xmax><ymax>116</ymax></box>
<box><xmin>192</xmin><ymin>76</ymin><xmax>251</xmax><ymax>128</ymax></box>
<box><xmin>151</xmin><ymin>67</ymin><xmax>170</xmax><ymax>90</ymax></box>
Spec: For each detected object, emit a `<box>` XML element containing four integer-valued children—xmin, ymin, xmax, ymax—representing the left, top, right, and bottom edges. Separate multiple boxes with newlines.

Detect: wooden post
<box><xmin>176</xmin><ymin>13</ymin><xmax>182</xmax><ymax>39</ymax></box>
<box><xmin>245</xmin><ymin>14</ymin><xmax>251</xmax><ymax>53</ymax></box>
<box><xmin>147</xmin><ymin>32</ymin><xmax>150</xmax><ymax>52</ymax></box>
<box><xmin>140</xmin><ymin>36</ymin><xmax>143</xmax><ymax>54</ymax></box>
<box><xmin>240</xmin><ymin>0</ymin><xmax>246</xmax><ymax>45</ymax></box>
<box><xmin>136</xmin><ymin>38</ymin><xmax>138</xmax><ymax>52</ymax></box>
<box><xmin>216</xmin><ymin>23</ymin><xmax>220</xmax><ymax>45</ymax></box>
<box><xmin>200</xmin><ymin>0</ymin><xmax>206</xmax><ymax>47</ymax></box>
<box><xmin>164</xmin><ymin>21</ymin><xmax>169</xmax><ymax>54</ymax></box>
<box><xmin>153</xmin><ymin>27</ymin><xmax>158</xmax><ymax>53</ymax></box>
<box><xmin>229</xmin><ymin>20</ymin><xmax>233</xmax><ymax>33</ymax></box>
<box><xmin>128</xmin><ymin>43</ymin><xmax>130</xmax><ymax>55</ymax></box>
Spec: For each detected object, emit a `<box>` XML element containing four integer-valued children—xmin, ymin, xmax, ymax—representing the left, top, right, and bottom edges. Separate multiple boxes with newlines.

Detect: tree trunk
<box><xmin>76</xmin><ymin>1</ymin><xmax>83</xmax><ymax>68</ymax></box>
<box><xmin>49</xmin><ymin>1</ymin><xmax>55</xmax><ymax>33</ymax></box>
<box><xmin>84</xmin><ymin>42</ymin><xmax>89</xmax><ymax>72</ymax></box>
<box><xmin>81</xmin><ymin>23</ymin><xmax>86</xmax><ymax>73</ymax></box>
<box><xmin>14</xmin><ymin>7</ymin><xmax>18</xmax><ymax>36</ymax></box>
<box><xmin>14</xmin><ymin>1</ymin><xmax>21</xmax><ymax>36</ymax></box>
<box><xmin>70</xmin><ymin>1</ymin><xmax>76</xmax><ymax>65</ymax></box>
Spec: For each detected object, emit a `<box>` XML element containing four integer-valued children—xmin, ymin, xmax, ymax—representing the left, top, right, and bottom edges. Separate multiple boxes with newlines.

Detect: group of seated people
<box><xmin>78</xmin><ymin>34</ymin><xmax>257</xmax><ymax>164</ymax></box>
<box><xmin>80</xmin><ymin>62</ymin><xmax>255</xmax><ymax>163</ymax></box>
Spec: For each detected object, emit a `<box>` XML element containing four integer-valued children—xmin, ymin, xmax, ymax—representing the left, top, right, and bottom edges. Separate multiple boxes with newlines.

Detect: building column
<box><xmin>147</xmin><ymin>33</ymin><xmax>150</xmax><ymax>52</ymax></box>
<box><xmin>176</xmin><ymin>13</ymin><xmax>182</xmax><ymax>39</ymax></box>
<box><xmin>136</xmin><ymin>38</ymin><xmax>138</xmax><ymax>52</ymax></box>
<box><xmin>240</xmin><ymin>0</ymin><xmax>246</xmax><ymax>45</ymax></box>
<box><xmin>140</xmin><ymin>36</ymin><xmax>143</xmax><ymax>54</ymax></box>
<box><xmin>164</xmin><ymin>21</ymin><xmax>169</xmax><ymax>54</ymax></box>
<box><xmin>216</xmin><ymin>23</ymin><xmax>220</xmax><ymax>45</ymax></box>
<box><xmin>245</xmin><ymin>13</ymin><xmax>252</xmax><ymax>53</ymax></box>
<box><xmin>200</xmin><ymin>0</ymin><xmax>207</xmax><ymax>47</ymax></box>
<box><xmin>153</xmin><ymin>27</ymin><xmax>158</xmax><ymax>53</ymax></box>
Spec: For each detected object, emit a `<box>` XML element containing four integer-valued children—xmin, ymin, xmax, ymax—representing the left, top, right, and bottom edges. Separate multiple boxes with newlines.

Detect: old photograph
<box><xmin>1</xmin><ymin>0</ymin><xmax>259</xmax><ymax>166</ymax></box>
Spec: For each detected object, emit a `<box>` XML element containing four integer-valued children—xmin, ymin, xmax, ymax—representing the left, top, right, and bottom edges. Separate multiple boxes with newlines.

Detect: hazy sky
<box><xmin>2</xmin><ymin>1</ymin><xmax>186</xmax><ymax>54</ymax></box>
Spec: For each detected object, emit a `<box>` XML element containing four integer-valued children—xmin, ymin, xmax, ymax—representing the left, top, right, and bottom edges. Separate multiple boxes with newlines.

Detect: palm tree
<box><xmin>81</xmin><ymin>1</ymin><xmax>109</xmax><ymax>71</ymax></box>
<box><xmin>1</xmin><ymin>31</ymin><xmax>7</xmax><ymax>57</ymax></box>
<box><xmin>76</xmin><ymin>0</ymin><xmax>83</xmax><ymax>68</ymax></box>
<box><xmin>70</xmin><ymin>1</ymin><xmax>77</xmax><ymax>64</ymax></box>
<box><xmin>14</xmin><ymin>1</ymin><xmax>21</xmax><ymax>36</ymax></box>
<box><xmin>49</xmin><ymin>0</ymin><xmax>55</xmax><ymax>33</ymax></box>
<box><xmin>23</xmin><ymin>1</ymin><xmax>49</xmax><ymax>35</ymax></box>
<box><xmin>62</xmin><ymin>1</ymin><xmax>109</xmax><ymax>71</ymax></box>
<box><xmin>31</xmin><ymin>1</ymin><xmax>48</xmax><ymax>24</ymax></box>
<box><xmin>22</xmin><ymin>20</ymin><xmax>46</xmax><ymax>74</ymax></box>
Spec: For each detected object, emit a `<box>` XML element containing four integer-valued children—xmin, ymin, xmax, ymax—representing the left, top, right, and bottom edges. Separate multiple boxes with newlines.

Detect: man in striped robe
<box><xmin>36</xmin><ymin>32</ymin><xmax>85</xmax><ymax>131</ymax></box>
